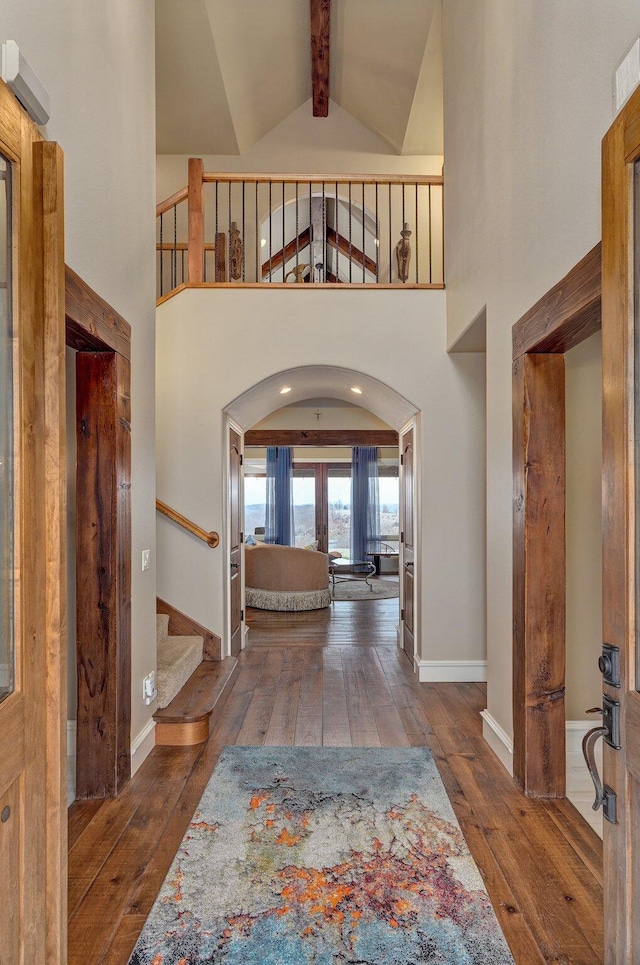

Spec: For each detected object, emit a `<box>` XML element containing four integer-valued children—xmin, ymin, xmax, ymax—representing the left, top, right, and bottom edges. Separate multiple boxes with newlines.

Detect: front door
<box><xmin>229</xmin><ymin>427</ymin><xmax>243</xmax><ymax>657</ymax></box>
<box><xmin>602</xmin><ymin>84</ymin><xmax>640</xmax><ymax>960</ymax></box>
<box><xmin>0</xmin><ymin>83</ymin><xmax>66</xmax><ymax>961</ymax></box>
<box><xmin>401</xmin><ymin>426</ymin><xmax>415</xmax><ymax>660</ymax></box>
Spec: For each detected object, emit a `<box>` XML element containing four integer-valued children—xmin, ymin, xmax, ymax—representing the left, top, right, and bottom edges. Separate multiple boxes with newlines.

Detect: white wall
<box><xmin>443</xmin><ymin>2</ymin><xmax>639</xmax><ymax>743</ymax></box>
<box><xmin>156</xmin><ymin>289</ymin><xmax>486</xmax><ymax>671</ymax></box>
<box><xmin>565</xmin><ymin>332</ymin><xmax>602</xmax><ymax>721</ymax></box>
<box><xmin>157</xmin><ymin>99</ymin><xmax>442</xmax><ymax>197</ymax></box>
<box><xmin>2</xmin><ymin>2</ymin><xmax>157</xmax><ymax>764</ymax></box>
<box><xmin>252</xmin><ymin>404</ymin><xmax>392</xmax><ymax>431</ymax></box>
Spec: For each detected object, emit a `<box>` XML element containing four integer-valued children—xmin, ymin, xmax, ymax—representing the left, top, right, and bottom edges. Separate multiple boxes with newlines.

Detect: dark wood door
<box><xmin>229</xmin><ymin>427</ymin><xmax>243</xmax><ymax>657</ymax></box>
<box><xmin>0</xmin><ymin>84</ymin><xmax>66</xmax><ymax>961</ymax></box>
<box><xmin>601</xmin><ymin>84</ymin><xmax>640</xmax><ymax>962</ymax></box>
<box><xmin>401</xmin><ymin>427</ymin><xmax>415</xmax><ymax>660</ymax></box>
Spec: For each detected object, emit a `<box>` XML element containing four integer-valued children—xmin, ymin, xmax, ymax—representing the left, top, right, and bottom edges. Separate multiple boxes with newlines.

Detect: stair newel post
<box><xmin>188</xmin><ymin>157</ymin><xmax>205</xmax><ymax>283</ymax></box>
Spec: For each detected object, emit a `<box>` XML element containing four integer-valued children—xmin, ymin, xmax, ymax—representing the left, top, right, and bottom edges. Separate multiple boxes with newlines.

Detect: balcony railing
<box><xmin>156</xmin><ymin>158</ymin><xmax>444</xmax><ymax>301</ymax></box>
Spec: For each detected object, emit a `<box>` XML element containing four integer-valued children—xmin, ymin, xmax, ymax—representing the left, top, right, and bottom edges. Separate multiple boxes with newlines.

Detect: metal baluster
<box><xmin>375</xmin><ymin>182</ymin><xmax>379</xmax><ymax>283</ymax></box>
<box><xmin>309</xmin><ymin>181</ymin><xmax>312</xmax><ymax>281</ymax></box>
<box><xmin>441</xmin><ymin>181</ymin><xmax>445</xmax><ymax>285</ymax></box>
<box><xmin>282</xmin><ymin>181</ymin><xmax>286</xmax><ymax>283</ymax></box>
<box><xmin>216</xmin><ymin>181</ymin><xmax>221</xmax><ymax>282</ymax></box>
<box><xmin>173</xmin><ymin>204</ymin><xmax>177</xmax><ymax>290</ymax></box>
<box><xmin>242</xmin><ymin>181</ymin><xmax>246</xmax><ymax>282</ymax></box>
<box><xmin>415</xmin><ymin>183</ymin><xmax>419</xmax><ymax>284</ymax></box>
<box><xmin>335</xmin><ymin>180</ymin><xmax>339</xmax><ymax>283</ymax></box>
<box><xmin>160</xmin><ymin>212</ymin><xmax>163</xmax><ymax>295</ymax></box>
<box><xmin>388</xmin><ymin>183</ymin><xmax>392</xmax><ymax>284</ymax></box>
<box><xmin>269</xmin><ymin>180</ymin><xmax>272</xmax><ymax>282</ymax></box>
<box><xmin>295</xmin><ymin>181</ymin><xmax>299</xmax><ymax>278</ymax></box>
<box><xmin>255</xmin><ymin>181</ymin><xmax>259</xmax><ymax>283</ymax></box>
<box><xmin>428</xmin><ymin>184</ymin><xmax>432</xmax><ymax>284</ymax></box>
<box><xmin>322</xmin><ymin>181</ymin><xmax>326</xmax><ymax>284</ymax></box>
<box><xmin>362</xmin><ymin>183</ymin><xmax>365</xmax><ymax>284</ymax></box>
<box><xmin>349</xmin><ymin>181</ymin><xmax>352</xmax><ymax>283</ymax></box>
<box><xmin>228</xmin><ymin>180</ymin><xmax>232</xmax><ymax>281</ymax></box>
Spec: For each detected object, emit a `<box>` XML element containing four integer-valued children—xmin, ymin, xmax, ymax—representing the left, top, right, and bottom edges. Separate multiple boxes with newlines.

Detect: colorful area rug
<box><xmin>129</xmin><ymin>746</ymin><xmax>514</xmax><ymax>964</ymax></box>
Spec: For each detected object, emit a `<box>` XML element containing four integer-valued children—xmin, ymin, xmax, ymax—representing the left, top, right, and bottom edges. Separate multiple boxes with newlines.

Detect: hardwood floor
<box><xmin>67</xmin><ymin>599</ymin><xmax>603</xmax><ymax>965</ymax></box>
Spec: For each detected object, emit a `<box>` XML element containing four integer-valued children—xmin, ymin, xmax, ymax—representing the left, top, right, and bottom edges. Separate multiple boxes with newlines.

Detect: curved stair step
<box><xmin>154</xmin><ymin>657</ymin><xmax>239</xmax><ymax>746</ymax></box>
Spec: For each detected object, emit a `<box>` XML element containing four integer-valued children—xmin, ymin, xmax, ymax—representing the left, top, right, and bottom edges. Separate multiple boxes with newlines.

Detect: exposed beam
<box><xmin>262</xmin><ymin>227</ymin><xmax>311</xmax><ymax>277</ymax></box>
<box><xmin>512</xmin><ymin>243</ymin><xmax>601</xmax><ymax>360</ymax></box>
<box><xmin>311</xmin><ymin>0</ymin><xmax>330</xmax><ymax>117</ymax></box>
<box><xmin>65</xmin><ymin>265</ymin><xmax>131</xmax><ymax>359</ymax></box>
<box><xmin>326</xmin><ymin>226</ymin><xmax>378</xmax><ymax>277</ymax></box>
<box><xmin>245</xmin><ymin>430</ymin><xmax>398</xmax><ymax>447</ymax></box>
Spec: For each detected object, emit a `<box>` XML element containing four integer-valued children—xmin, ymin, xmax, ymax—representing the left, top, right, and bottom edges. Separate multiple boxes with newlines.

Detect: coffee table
<box><xmin>329</xmin><ymin>557</ymin><xmax>376</xmax><ymax>592</ymax></box>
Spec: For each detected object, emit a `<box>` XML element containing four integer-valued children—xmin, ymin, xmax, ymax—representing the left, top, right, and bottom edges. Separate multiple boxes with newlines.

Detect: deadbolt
<box><xmin>599</xmin><ymin>643</ymin><xmax>621</xmax><ymax>688</ymax></box>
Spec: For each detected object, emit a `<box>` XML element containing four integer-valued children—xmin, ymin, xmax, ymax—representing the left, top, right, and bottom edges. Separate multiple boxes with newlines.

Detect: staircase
<box><xmin>156</xmin><ymin>613</ymin><xmax>203</xmax><ymax>708</ymax></box>
<box><xmin>153</xmin><ymin>602</ymin><xmax>240</xmax><ymax>746</ymax></box>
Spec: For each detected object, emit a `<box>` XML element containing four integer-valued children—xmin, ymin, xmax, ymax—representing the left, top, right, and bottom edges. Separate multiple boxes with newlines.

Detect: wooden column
<box><xmin>75</xmin><ymin>352</ymin><xmax>131</xmax><ymax>799</ymax></box>
<box><xmin>38</xmin><ymin>140</ymin><xmax>68</xmax><ymax>964</ymax></box>
<box><xmin>311</xmin><ymin>0</ymin><xmax>331</xmax><ymax>117</ymax></box>
<box><xmin>513</xmin><ymin>353</ymin><xmax>566</xmax><ymax>797</ymax></box>
<box><xmin>188</xmin><ymin>157</ymin><xmax>204</xmax><ymax>283</ymax></box>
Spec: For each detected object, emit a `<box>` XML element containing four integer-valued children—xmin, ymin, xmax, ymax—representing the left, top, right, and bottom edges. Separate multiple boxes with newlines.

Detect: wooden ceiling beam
<box><xmin>311</xmin><ymin>0</ymin><xmax>330</xmax><ymax>117</ymax></box>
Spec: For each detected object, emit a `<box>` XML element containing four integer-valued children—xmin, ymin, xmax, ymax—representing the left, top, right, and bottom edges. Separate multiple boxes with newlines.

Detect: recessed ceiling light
<box><xmin>260</xmin><ymin>238</ymin><xmax>267</xmax><ymax>248</ymax></box>
<box><xmin>280</xmin><ymin>386</ymin><xmax>292</xmax><ymax>394</ymax></box>
<box><xmin>351</xmin><ymin>386</ymin><xmax>363</xmax><ymax>395</ymax></box>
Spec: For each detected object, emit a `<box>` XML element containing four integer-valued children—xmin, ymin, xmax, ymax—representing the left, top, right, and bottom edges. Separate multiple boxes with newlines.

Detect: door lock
<box><xmin>598</xmin><ymin>643</ymin><xmax>621</xmax><ymax>688</ymax></box>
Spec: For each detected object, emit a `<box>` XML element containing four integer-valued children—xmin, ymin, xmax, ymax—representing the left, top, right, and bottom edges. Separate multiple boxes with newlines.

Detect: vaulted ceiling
<box><xmin>155</xmin><ymin>0</ymin><xmax>443</xmax><ymax>157</ymax></box>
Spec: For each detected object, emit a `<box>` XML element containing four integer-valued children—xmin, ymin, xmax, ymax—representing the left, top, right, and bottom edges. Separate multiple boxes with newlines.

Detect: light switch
<box><xmin>141</xmin><ymin>549</ymin><xmax>151</xmax><ymax>571</ymax></box>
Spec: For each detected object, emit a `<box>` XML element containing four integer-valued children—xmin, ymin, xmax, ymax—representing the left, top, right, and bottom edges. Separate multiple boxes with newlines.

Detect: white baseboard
<box><xmin>131</xmin><ymin>718</ymin><xmax>156</xmax><ymax>776</ymax></box>
<box><xmin>414</xmin><ymin>658</ymin><xmax>487</xmax><ymax>683</ymax></box>
<box><xmin>565</xmin><ymin>720</ymin><xmax>592</xmax><ymax>754</ymax></box>
<box><xmin>480</xmin><ymin>710</ymin><xmax>514</xmax><ymax>776</ymax></box>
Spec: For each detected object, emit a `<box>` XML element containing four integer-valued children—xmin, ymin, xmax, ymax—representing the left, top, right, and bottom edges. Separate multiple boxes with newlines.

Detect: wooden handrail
<box><xmin>156</xmin><ymin>499</ymin><xmax>219</xmax><ymax>548</ymax></box>
<box><xmin>201</xmin><ymin>172</ymin><xmax>443</xmax><ymax>185</ymax></box>
<box><xmin>156</xmin><ymin>186</ymin><xmax>188</xmax><ymax>217</ymax></box>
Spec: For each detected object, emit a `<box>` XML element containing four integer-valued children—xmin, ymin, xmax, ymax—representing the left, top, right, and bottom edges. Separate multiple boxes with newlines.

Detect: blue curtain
<box><xmin>350</xmin><ymin>446</ymin><xmax>380</xmax><ymax>563</ymax></box>
<box><xmin>265</xmin><ymin>446</ymin><xmax>294</xmax><ymax>545</ymax></box>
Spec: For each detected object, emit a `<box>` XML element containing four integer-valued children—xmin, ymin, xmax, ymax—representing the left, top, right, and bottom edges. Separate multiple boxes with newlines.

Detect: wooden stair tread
<box><xmin>153</xmin><ymin>657</ymin><xmax>238</xmax><ymax>724</ymax></box>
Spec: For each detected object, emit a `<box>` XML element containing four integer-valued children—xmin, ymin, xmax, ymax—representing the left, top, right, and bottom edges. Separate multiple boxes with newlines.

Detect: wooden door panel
<box><xmin>0</xmin><ymin>82</ymin><xmax>66</xmax><ymax>963</ymax></box>
<box><xmin>602</xmin><ymin>83</ymin><xmax>640</xmax><ymax>961</ymax></box>
<box><xmin>0</xmin><ymin>776</ymin><xmax>22</xmax><ymax>958</ymax></box>
<box><xmin>230</xmin><ymin>428</ymin><xmax>243</xmax><ymax>657</ymax></box>
<box><xmin>401</xmin><ymin>428</ymin><xmax>415</xmax><ymax>659</ymax></box>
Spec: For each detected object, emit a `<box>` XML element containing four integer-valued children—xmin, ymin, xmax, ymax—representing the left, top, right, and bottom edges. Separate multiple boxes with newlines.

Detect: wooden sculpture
<box><xmin>229</xmin><ymin>221</ymin><xmax>243</xmax><ymax>280</ymax></box>
<box><xmin>396</xmin><ymin>223</ymin><xmax>412</xmax><ymax>283</ymax></box>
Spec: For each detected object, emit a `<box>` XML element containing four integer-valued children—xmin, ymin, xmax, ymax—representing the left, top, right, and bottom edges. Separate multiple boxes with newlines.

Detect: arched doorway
<box><xmin>223</xmin><ymin>365</ymin><xmax>420</xmax><ymax>663</ymax></box>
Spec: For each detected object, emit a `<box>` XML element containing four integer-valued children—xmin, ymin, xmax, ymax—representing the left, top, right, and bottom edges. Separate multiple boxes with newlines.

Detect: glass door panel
<box><xmin>0</xmin><ymin>156</ymin><xmax>13</xmax><ymax>703</ymax></box>
<box><xmin>328</xmin><ymin>467</ymin><xmax>351</xmax><ymax>557</ymax></box>
<box><xmin>292</xmin><ymin>468</ymin><xmax>316</xmax><ymax>547</ymax></box>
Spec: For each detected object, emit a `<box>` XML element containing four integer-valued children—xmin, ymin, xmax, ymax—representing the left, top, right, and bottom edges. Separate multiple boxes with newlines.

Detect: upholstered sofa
<box><xmin>245</xmin><ymin>543</ymin><xmax>331</xmax><ymax>611</ymax></box>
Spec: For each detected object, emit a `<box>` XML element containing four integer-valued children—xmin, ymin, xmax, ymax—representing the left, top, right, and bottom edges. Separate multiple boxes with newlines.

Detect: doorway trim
<box><xmin>65</xmin><ymin>266</ymin><xmax>132</xmax><ymax>799</ymax></box>
<box><xmin>512</xmin><ymin>243</ymin><xmax>601</xmax><ymax>796</ymax></box>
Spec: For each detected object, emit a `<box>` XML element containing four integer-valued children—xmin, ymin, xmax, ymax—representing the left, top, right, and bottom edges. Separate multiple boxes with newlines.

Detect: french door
<box><xmin>0</xmin><ymin>81</ymin><xmax>66</xmax><ymax>962</ymax></box>
<box><xmin>602</xmin><ymin>83</ymin><xmax>640</xmax><ymax>960</ymax></box>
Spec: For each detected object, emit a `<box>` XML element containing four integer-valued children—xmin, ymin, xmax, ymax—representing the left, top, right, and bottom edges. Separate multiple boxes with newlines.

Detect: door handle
<box><xmin>230</xmin><ymin>562</ymin><xmax>239</xmax><ymax>569</ymax></box>
<box><xmin>581</xmin><ymin>696</ymin><xmax>620</xmax><ymax>824</ymax></box>
<box><xmin>582</xmin><ymin>712</ymin><xmax>608</xmax><ymax>812</ymax></box>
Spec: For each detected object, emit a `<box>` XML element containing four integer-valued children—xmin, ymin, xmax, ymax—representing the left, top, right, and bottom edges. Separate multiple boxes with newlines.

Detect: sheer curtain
<box><xmin>265</xmin><ymin>446</ymin><xmax>294</xmax><ymax>545</ymax></box>
<box><xmin>350</xmin><ymin>446</ymin><xmax>380</xmax><ymax>563</ymax></box>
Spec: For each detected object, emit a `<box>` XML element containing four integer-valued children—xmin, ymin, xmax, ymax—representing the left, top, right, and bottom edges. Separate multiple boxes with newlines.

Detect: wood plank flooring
<box><xmin>67</xmin><ymin>598</ymin><xmax>603</xmax><ymax>965</ymax></box>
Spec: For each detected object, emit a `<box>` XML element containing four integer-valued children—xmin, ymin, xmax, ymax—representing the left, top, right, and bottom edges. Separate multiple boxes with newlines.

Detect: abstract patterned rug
<box><xmin>129</xmin><ymin>746</ymin><xmax>514</xmax><ymax>964</ymax></box>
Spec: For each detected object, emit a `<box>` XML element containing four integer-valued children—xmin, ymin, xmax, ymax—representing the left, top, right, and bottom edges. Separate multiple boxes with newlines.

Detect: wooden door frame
<box><xmin>226</xmin><ymin>417</ymin><xmax>245</xmax><ymax>657</ymax></box>
<box><xmin>512</xmin><ymin>243</ymin><xmax>602</xmax><ymax>796</ymax></box>
<box><xmin>65</xmin><ymin>266</ymin><xmax>132</xmax><ymax>799</ymax></box>
<box><xmin>400</xmin><ymin>416</ymin><xmax>420</xmax><ymax>664</ymax></box>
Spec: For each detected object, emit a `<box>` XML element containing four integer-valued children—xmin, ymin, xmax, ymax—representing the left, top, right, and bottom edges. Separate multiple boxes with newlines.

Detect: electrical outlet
<box><xmin>142</xmin><ymin>671</ymin><xmax>157</xmax><ymax>705</ymax></box>
<box><xmin>141</xmin><ymin>549</ymin><xmax>151</xmax><ymax>571</ymax></box>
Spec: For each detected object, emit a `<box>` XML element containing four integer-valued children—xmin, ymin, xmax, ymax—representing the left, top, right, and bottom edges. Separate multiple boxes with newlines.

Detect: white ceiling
<box><xmin>156</xmin><ymin>0</ymin><xmax>443</xmax><ymax>156</ymax></box>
